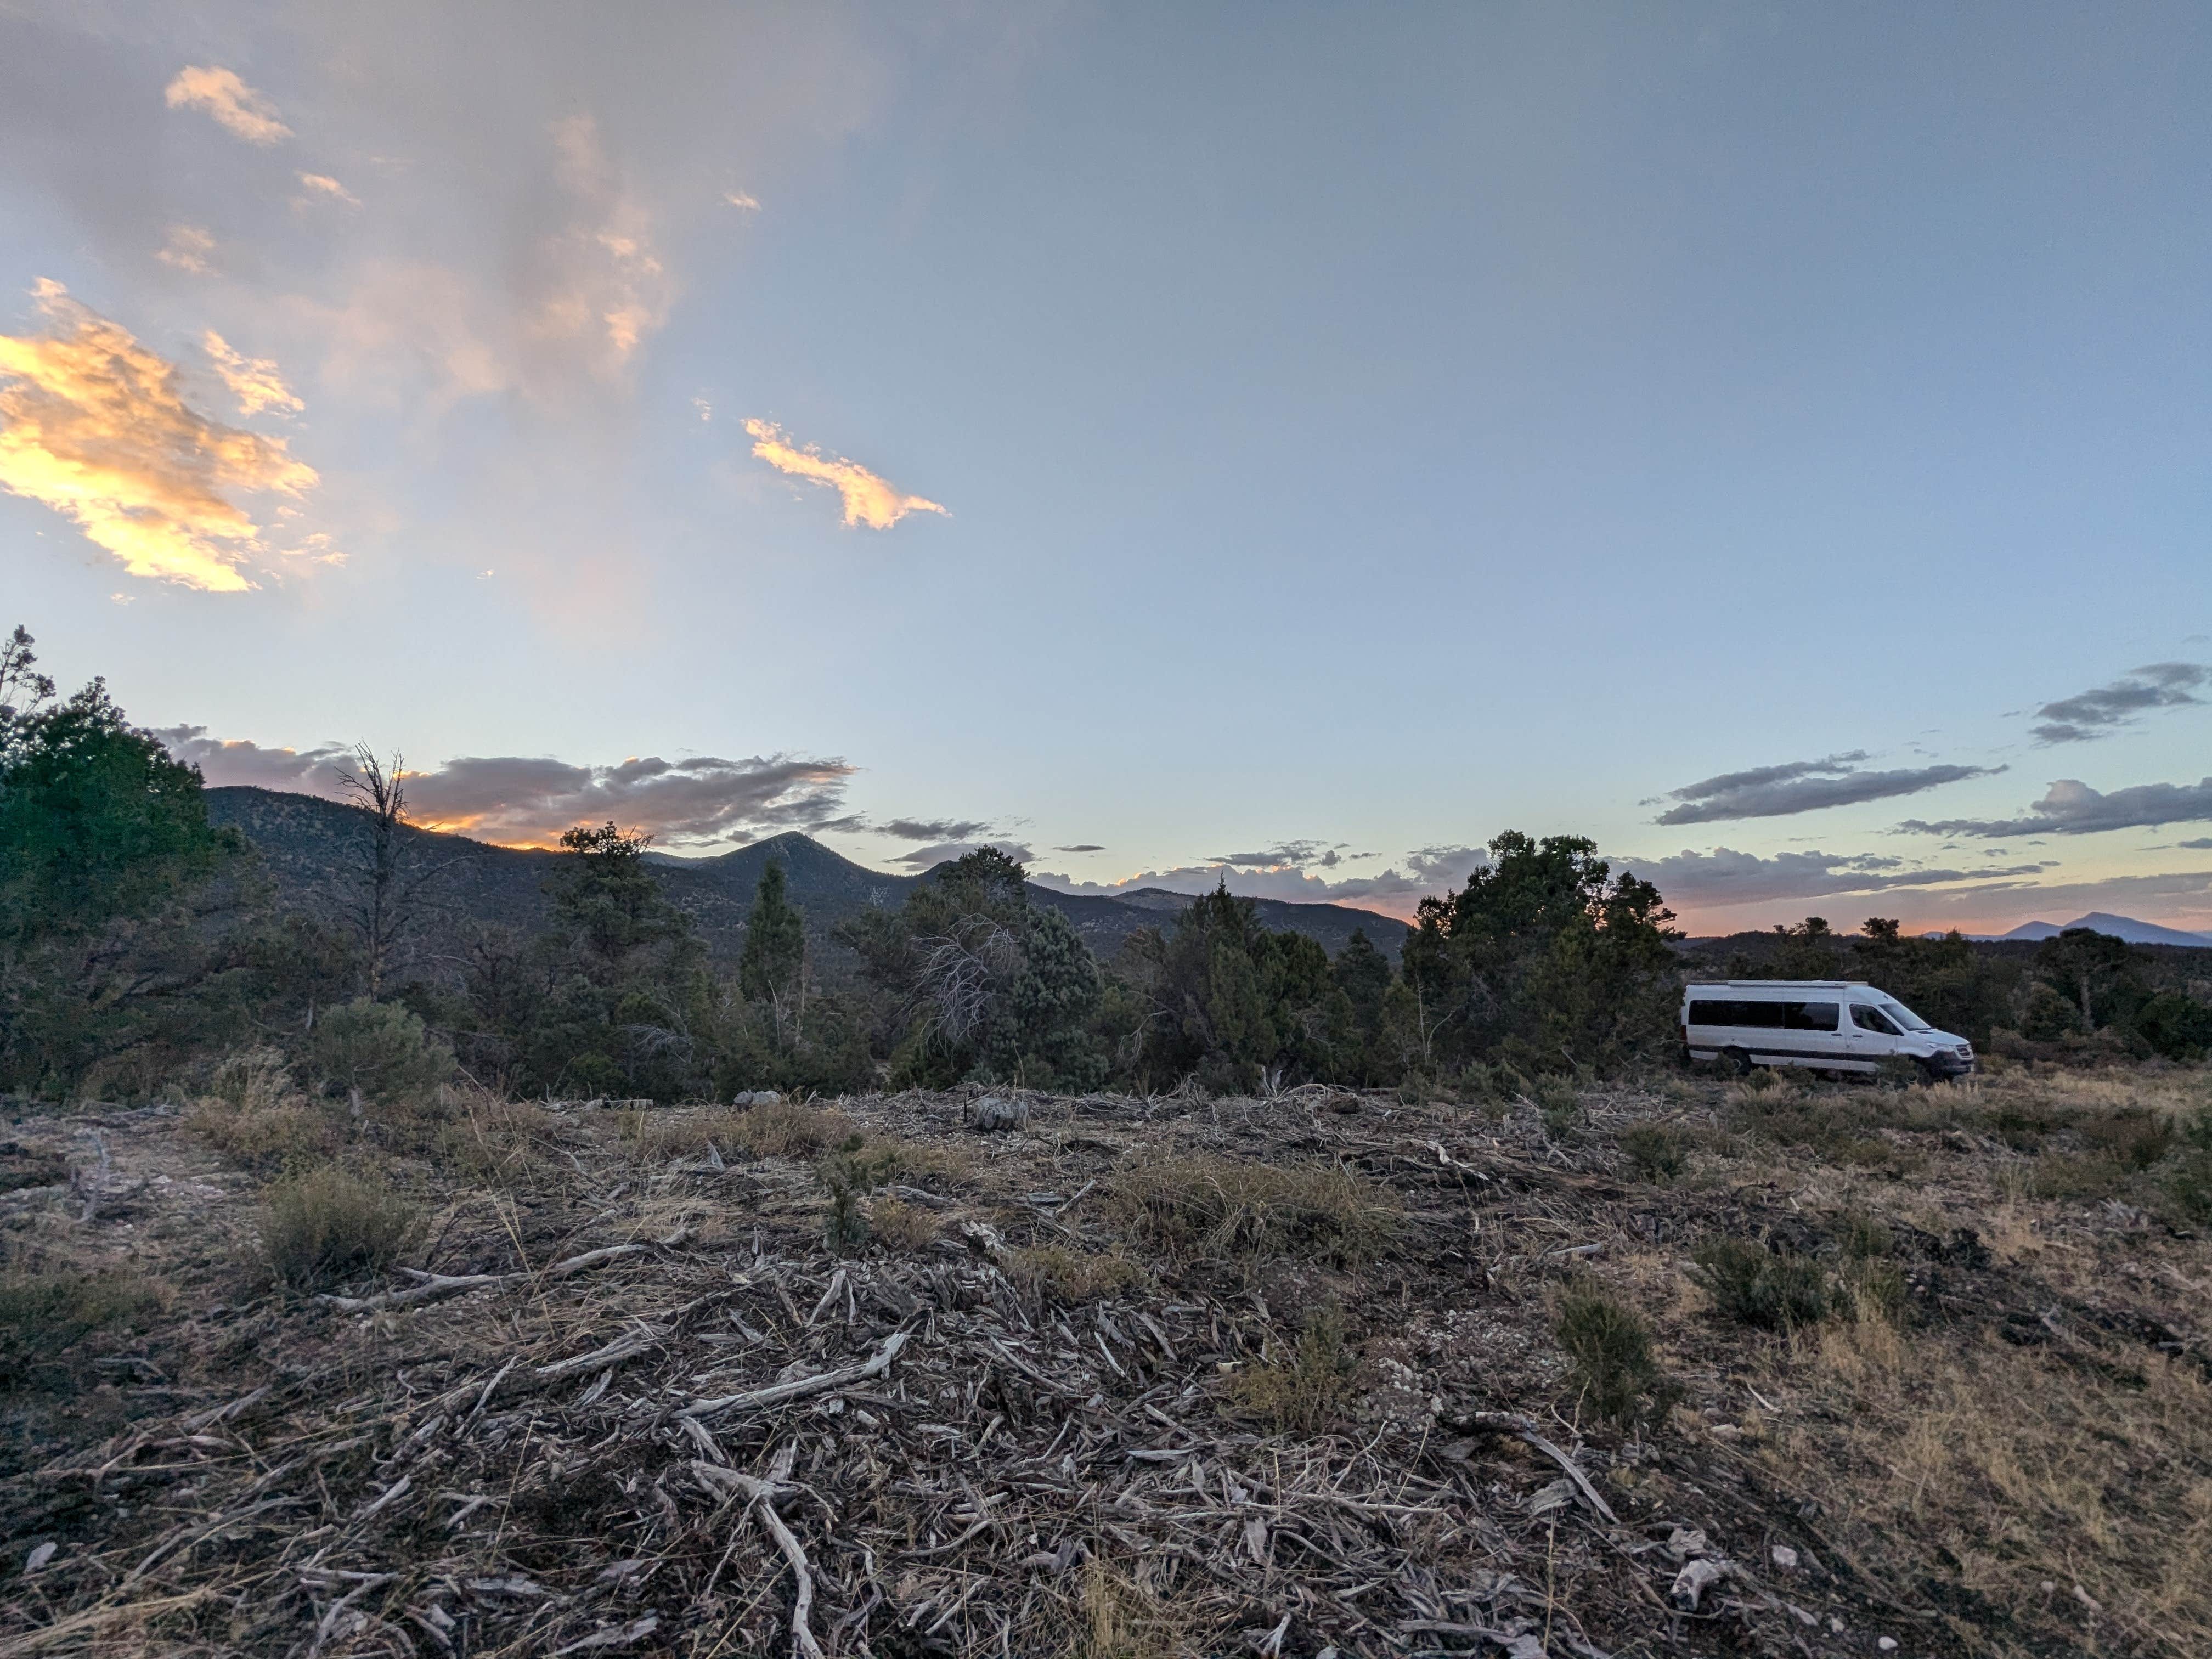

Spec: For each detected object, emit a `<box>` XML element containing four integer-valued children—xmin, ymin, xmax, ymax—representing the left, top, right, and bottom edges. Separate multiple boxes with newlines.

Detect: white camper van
<box><xmin>1681</xmin><ymin>981</ymin><xmax>1974</xmax><ymax>1079</ymax></box>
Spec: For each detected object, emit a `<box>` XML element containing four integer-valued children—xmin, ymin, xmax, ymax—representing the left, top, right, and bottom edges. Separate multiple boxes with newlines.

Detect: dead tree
<box><xmin>335</xmin><ymin>747</ymin><xmax>411</xmax><ymax>999</ymax></box>
<box><xmin>337</xmin><ymin>746</ymin><xmax>478</xmax><ymax>1001</ymax></box>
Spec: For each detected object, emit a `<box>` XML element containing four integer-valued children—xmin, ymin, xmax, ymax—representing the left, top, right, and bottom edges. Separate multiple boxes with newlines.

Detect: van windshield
<box><xmin>1878</xmin><ymin>998</ymin><xmax>1931</xmax><ymax>1031</ymax></box>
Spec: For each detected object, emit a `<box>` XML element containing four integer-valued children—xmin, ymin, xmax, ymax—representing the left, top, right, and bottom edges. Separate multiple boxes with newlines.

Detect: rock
<box><xmin>968</xmin><ymin>1094</ymin><xmax>1029</xmax><ymax>1132</ymax></box>
<box><xmin>1669</xmin><ymin>1557</ymin><xmax>1735</xmax><ymax>1611</ymax></box>
<box><xmin>732</xmin><ymin>1090</ymin><xmax>782</xmax><ymax>1108</ymax></box>
<box><xmin>1770</xmin><ymin>1544</ymin><xmax>1799</xmax><ymax>1570</ymax></box>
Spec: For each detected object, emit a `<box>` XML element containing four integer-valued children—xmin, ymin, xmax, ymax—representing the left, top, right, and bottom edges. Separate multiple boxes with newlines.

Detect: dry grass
<box><xmin>1062</xmin><ymin>1561</ymin><xmax>1190</xmax><ymax>1659</ymax></box>
<box><xmin>435</xmin><ymin>1093</ymin><xmax>555</xmax><ymax>1185</ymax></box>
<box><xmin>1769</xmin><ymin>1322</ymin><xmax>2212</xmax><ymax>1656</ymax></box>
<box><xmin>732</xmin><ymin>1100</ymin><xmax>857</xmax><ymax>1159</ymax></box>
<box><xmin>864</xmin><ymin>1196</ymin><xmax>941</xmax><ymax>1254</ymax></box>
<box><xmin>10</xmin><ymin>1063</ymin><xmax>2209</xmax><ymax>1659</ymax></box>
<box><xmin>1105</xmin><ymin>1153</ymin><xmax>1401</xmax><ymax>1265</ymax></box>
<box><xmin>184</xmin><ymin>1048</ymin><xmax>341</xmax><ymax>1172</ymax></box>
<box><xmin>1007</xmin><ymin>1243</ymin><xmax>1148</xmax><ymax>1304</ymax></box>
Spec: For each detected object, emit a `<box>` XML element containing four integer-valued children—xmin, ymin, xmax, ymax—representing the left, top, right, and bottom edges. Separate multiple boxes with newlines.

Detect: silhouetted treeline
<box><xmin>4</xmin><ymin>628</ymin><xmax>2208</xmax><ymax>1102</ymax></box>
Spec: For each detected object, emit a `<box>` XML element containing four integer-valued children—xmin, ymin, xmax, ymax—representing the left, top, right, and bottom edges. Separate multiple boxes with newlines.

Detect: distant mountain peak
<box><xmin>1995</xmin><ymin>912</ymin><xmax>2212</xmax><ymax>948</ymax></box>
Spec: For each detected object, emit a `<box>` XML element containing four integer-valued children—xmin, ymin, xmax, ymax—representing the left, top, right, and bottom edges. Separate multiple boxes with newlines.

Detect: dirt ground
<box><xmin>2</xmin><ymin>1062</ymin><xmax>2208</xmax><ymax>1658</ymax></box>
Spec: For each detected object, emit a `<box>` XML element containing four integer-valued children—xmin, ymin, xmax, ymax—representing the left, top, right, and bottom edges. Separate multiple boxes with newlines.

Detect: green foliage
<box><xmin>0</xmin><ymin>1264</ymin><xmax>158</xmax><ymax>1389</ymax></box>
<box><xmin>738</xmin><ymin>860</ymin><xmax>806</xmax><ymax>1009</ymax></box>
<box><xmin>1621</xmin><ymin>1123</ymin><xmax>1689</xmax><ymax>1183</ymax></box>
<box><xmin>817</xmin><ymin>1133</ymin><xmax>900</xmax><ymax>1255</ymax></box>
<box><xmin>1690</xmin><ymin>1237</ymin><xmax>1831</xmax><ymax>1330</ymax></box>
<box><xmin>261</xmin><ymin>1166</ymin><xmax>417</xmax><ymax>1290</ymax></box>
<box><xmin>1554</xmin><ymin>1281</ymin><xmax>1669</xmax><ymax>1427</ymax></box>
<box><xmin>1400</xmin><ymin>831</ymin><xmax>1680</xmax><ymax>1077</ymax></box>
<box><xmin>2077</xmin><ymin>1107</ymin><xmax>2173</xmax><ymax>1172</ymax></box>
<box><xmin>2137</xmin><ymin>991</ymin><xmax>2212</xmax><ymax>1061</ymax></box>
<box><xmin>1233</xmin><ymin>1304</ymin><xmax>1356</xmax><ymax>1433</ymax></box>
<box><xmin>2162</xmin><ymin>1149</ymin><xmax>2212</xmax><ymax>1226</ymax></box>
<box><xmin>306</xmin><ymin>998</ymin><xmax>454</xmax><ymax>1102</ymax></box>
<box><xmin>847</xmin><ymin>848</ymin><xmax>1106</xmax><ymax>1091</ymax></box>
<box><xmin>454</xmin><ymin>821</ymin><xmax>716</xmax><ymax>1099</ymax></box>
<box><xmin>0</xmin><ymin>633</ymin><xmax>348</xmax><ymax>1097</ymax></box>
<box><xmin>0</xmin><ymin>670</ymin><xmax>234</xmax><ymax>945</ymax></box>
<box><xmin>1535</xmin><ymin>1076</ymin><xmax>1583</xmax><ymax>1141</ymax></box>
<box><xmin>1116</xmin><ymin>883</ymin><xmax>1350</xmax><ymax>1092</ymax></box>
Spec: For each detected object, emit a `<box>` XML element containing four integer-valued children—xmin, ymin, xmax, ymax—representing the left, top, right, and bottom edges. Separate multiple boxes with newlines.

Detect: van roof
<box><xmin>1684</xmin><ymin>980</ymin><xmax>1868</xmax><ymax>991</ymax></box>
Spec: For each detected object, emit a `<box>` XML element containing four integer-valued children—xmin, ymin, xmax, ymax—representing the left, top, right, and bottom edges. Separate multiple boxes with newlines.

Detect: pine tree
<box><xmin>739</xmin><ymin>861</ymin><xmax>807</xmax><ymax>1037</ymax></box>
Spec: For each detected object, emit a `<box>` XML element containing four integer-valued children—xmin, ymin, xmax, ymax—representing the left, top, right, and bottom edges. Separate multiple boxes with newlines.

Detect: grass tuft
<box><xmin>261</xmin><ymin>1167</ymin><xmax>417</xmax><ymax>1291</ymax></box>
<box><xmin>0</xmin><ymin>1266</ymin><xmax>159</xmax><ymax>1389</ymax></box>
<box><xmin>1232</xmin><ymin>1304</ymin><xmax>1356</xmax><ymax>1434</ymax></box>
<box><xmin>1107</xmin><ymin>1154</ymin><xmax>1401</xmax><ymax>1266</ymax></box>
<box><xmin>1690</xmin><ymin>1237</ymin><xmax>1830</xmax><ymax>1331</ymax></box>
<box><xmin>1620</xmin><ymin>1124</ymin><xmax>1689</xmax><ymax>1183</ymax></box>
<box><xmin>1554</xmin><ymin>1279</ymin><xmax>1669</xmax><ymax>1427</ymax></box>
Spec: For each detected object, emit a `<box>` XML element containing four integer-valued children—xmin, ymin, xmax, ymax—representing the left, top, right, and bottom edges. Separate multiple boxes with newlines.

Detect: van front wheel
<box><xmin>1722</xmin><ymin>1047</ymin><xmax>1754</xmax><ymax>1077</ymax></box>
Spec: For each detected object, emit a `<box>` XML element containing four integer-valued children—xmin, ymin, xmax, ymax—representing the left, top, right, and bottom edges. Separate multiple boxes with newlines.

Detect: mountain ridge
<box><xmin>200</xmin><ymin>786</ymin><xmax>1411</xmax><ymax>976</ymax></box>
<box><xmin>1987</xmin><ymin>912</ymin><xmax>2212</xmax><ymax>949</ymax></box>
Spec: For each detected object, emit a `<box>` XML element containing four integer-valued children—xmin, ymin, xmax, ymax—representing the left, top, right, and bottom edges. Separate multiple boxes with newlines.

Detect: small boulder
<box><xmin>968</xmin><ymin>1094</ymin><xmax>1029</xmax><ymax>1132</ymax></box>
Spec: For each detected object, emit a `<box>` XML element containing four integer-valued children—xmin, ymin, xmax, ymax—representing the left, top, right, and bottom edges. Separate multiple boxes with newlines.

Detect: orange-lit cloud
<box><xmin>296</xmin><ymin>172</ymin><xmax>359</xmax><ymax>207</ymax></box>
<box><xmin>157</xmin><ymin>225</ymin><xmax>216</xmax><ymax>274</ymax></box>
<box><xmin>163</xmin><ymin>66</ymin><xmax>291</xmax><ymax>145</ymax></box>
<box><xmin>202</xmin><ymin>331</ymin><xmax>303</xmax><ymax>417</ymax></box>
<box><xmin>0</xmin><ymin>281</ymin><xmax>318</xmax><ymax>591</ymax></box>
<box><xmin>743</xmin><ymin>419</ymin><xmax>947</xmax><ymax>529</ymax></box>
<box><xmin>161</xmin><ymin>732</ymin><xmax>859</xmax><ymax>849</ymax></box>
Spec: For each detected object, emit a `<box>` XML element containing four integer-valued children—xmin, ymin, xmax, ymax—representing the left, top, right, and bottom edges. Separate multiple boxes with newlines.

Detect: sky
<box><xmin>4</xmin><ymin>2</ymin><xmax>2210</xmax><ymax>937</ymax></box>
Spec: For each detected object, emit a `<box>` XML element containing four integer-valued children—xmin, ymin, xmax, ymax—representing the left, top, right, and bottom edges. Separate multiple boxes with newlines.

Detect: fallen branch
<box><xmin>691</xmin><ymin>1462</ymin><xmax>825</xmax><ymax>1659</ymax></box>
<box><xmin>679</xmin><ymin>1328</ymin><xmax>912</xmax><ymax>1421</ymax></box>
<box><xmin>320</xmin><ymin>1244</ymin><xmax>645</xmax><ymax>1313</ymax></box>
<box><xmin>1451</xmin><ymin>1412</ymin><xmax>1619</xmax><ymax>1525</ymax></box>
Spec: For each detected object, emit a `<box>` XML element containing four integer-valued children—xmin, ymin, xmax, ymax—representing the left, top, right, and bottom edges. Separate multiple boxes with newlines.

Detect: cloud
<box><xmin>1621</xmin><ymin>847</ymin><xmax>2053</xmax><ymax>913</ymax></box>
<box><xmin>1055</xmin><ymin>844</ymin><xmax>1105</xmax><ymax>853</ymax></box>
<box><xmin>526</xmin><ymin>116</ymin><xmax>673</xmax><ymax>376</ymax></box>
<box><xmin>2177</xmin><ymin>838</ymin><xmax>2212</xmax><ymax>850</ymax></box>
<box><xmin>1026</xmin><ymin>838</ymin><xmax>1493</xmax><ymax>917</ymax></box>
<box><xmin>166</xmin><ymin>729</ymin><xmax>861</xmax><ymax>848</ymax></box>
<box><xmin>724</xmin><ymin>190</ymin><xmax>761</xmax><ymax>211</ymax></box>
<box><xmin>157</xmin><ymin>727</ymin><xmax>351</xmax><ymax>791</ymax></box>
<box><xmin>202</xmin><ymin>331</ymin><xmax>303</xmax><ymax>417</ymax></box>
<box><xmin>897</xmin><ymin>838</ymin><xmax>1035</xmax><ymax>868</ymax></box>
<box><xmin>164</xmin><ymin>66</ymin><xmax>291</xmax><ymax>145</ymax></box>
<box><xmin>1900</xmin><ymin>776</ymin><xmax>2212</xmax><ymax>838</ymax></box>
<box><xmin>2030</xmin><ymin>663</ymin><xmax>2207</xmax><ymax>744</ymax></box>
<box><xmin>744</xmin><ymin>419</ymin><xmax>947</xmax><ymax>529</ymax></box>
<box><xmin>1403</xmin><ymin>845</ymin><xmax>1489</xmax><ymax>884</ymax></box>
<box><xmin>1209</xmin><ymin>840</ymin><xmax>1356</xmax><ymax>870</ymax></box>
<box><xmin>876</xmin><ymin>816</ymin><xmax>995</xmax><ymax>842</ymax></box>
<box><xmin>295</xmin><ymin>172</ymin><xmax>360</xmax><ymax>207</ymax></box>
<box><xmin>0</xmin><ymin>280</ymin><xmax>319</xmax><ymax>590</ymax></box>
<box><xmin>406</xmin><ymin>754</ymin><xmax>856</xmax><ymax>846</ymax></box>
<box><xmin>156</xmin><ymin>225</ymin><xmax>215</xmax><ymax>274</ymax></box>
<box><xmin>1031</xmin><ymin>861</ymin><xmax>1435</xmax><ymax>912</ymax></box>
<box><xmin>1655</xmin><ymin>752</ymin><xmax>1996</xmax><ymax>824</ymax></box>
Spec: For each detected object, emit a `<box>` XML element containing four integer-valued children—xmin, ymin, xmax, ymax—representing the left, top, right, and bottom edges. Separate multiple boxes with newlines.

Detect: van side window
<box><xmin>1688</xmin><ymin>1000</ymin><xmax>1784</xmax><ymax>1028</ymax></box>
<box><xmin>1783</xmin><ymin>1001</ymin><xmax>1839</xmax><ymax>1031</ymax></box>
<box><xmin>1851</xmin><ymin>1004</ymin><xmax>1900</xmax><ymax>1035</ymax></box>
